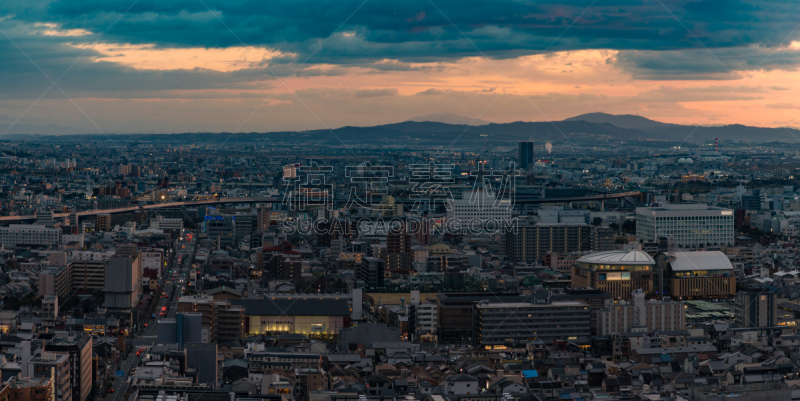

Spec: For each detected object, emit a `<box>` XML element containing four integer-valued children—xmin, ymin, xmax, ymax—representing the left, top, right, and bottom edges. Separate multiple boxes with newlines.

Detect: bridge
<box><xmin>0</xmin><ymin>191</ymin><xmax>641</xmax><ymax>224</ymax></box>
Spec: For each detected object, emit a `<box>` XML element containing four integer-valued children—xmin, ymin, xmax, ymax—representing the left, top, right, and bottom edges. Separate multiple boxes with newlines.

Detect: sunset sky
<box><xmin>1</xmin><ymin>0</ymin><xmax>800</xmax><ymax>134</ymax></box>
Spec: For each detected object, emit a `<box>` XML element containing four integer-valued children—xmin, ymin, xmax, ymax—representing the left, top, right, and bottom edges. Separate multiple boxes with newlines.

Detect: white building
<box><xmin>447</xmin><ymin>191</ymin><xmax>512</xmax><ymax>230</ymax></box>
<box><xmin>412</xmin><ymin>302</ymin><xmax>438</xmax><ymax>340</ymax></box>
<box><xmin>150</xmin><ymin>215</ymin><xmax>183</xmax><ymax>231</ymax></box>
<box><xmin>635</xmin><ymin>204</ymin><xmax>734</xmax><ymax>247</ymax></box>
<box><xmin>0</xmin><ymin>224</ymin><xmax>61</xmax><ymax>247</ymax></box>
<box><xmin>598</xmin><ymin>289</ymin><xmax>685</xmax><ymax>336</ymax></box>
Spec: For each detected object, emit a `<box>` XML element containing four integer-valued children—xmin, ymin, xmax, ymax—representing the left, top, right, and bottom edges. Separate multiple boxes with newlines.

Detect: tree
<box><xmin>610</xmin><ymin>223</ymin><xmax>620</xmax><ymax>233</ymax></box>
<box><xmin>622</xmin><ymin>220</ymin><xmax>636</xmax><ymax>234</ymax></box>
<box><xmin>591</xmin><ymin>217</ymin><xmax>603</xmax><ymax>226</ymax></box>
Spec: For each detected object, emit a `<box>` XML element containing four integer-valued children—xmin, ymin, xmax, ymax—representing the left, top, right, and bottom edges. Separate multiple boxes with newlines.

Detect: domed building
<box><xmin>572</xmin><ymin>249</ymin><xmax>656</xmax><ymax>300</ymax></box>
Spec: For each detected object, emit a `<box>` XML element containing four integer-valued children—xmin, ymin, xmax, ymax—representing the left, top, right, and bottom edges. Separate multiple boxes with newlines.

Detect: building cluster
<box><xmin>0</xmin><ymin>140</ymin><xmax>799</xmax><ymax>400</ymax></box>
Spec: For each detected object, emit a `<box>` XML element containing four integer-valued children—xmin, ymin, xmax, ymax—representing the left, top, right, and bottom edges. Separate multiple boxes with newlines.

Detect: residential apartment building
<box><xmin>598</xmin><ymin>289</ymin><xmax>686</xmax><ymax>336</ymax></box>
<box><xmin>734</xmin><ymin>291</ymin><xmax>778</xmax><ymax>328</ymax></box>
<box><xmin>505</xmin><ymin>224</ymin><xmax>602</xmax><ymax>263</ymax></box>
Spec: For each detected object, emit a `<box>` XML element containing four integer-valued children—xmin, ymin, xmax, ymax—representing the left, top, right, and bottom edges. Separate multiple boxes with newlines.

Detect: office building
<box><xmin>149</xmin><ymin>215</ymin><xmax>183</xmax><ymax>231</ymax></box>
<box><xmin>741</xmin><ymin>194</ymin><xmax>761</xmax><ymax>211</ymax></box>
<box><xmin>436</xmin><ymin>293</ymin><xmax>529</xmax><ymax>344</ymax></box>
<box><xmin>473</xmin><ymin>291</ymin><xmax>590</xmax><ymax>346</ymax></box>
<box><xmin>0</xmin><ymin>224</ymin><xmax>61</xmax><ymax>247</ymax></box>
<box><xmin>598</xmin><ymin>290</ymin><xmax>685</xmax><ymax>336</ymax></box>
<box><xmin>104</xmin><ymin>245</ymin><xmax>142</xmax><ymax>310</ymax></box>
<box><xmin>518</xmin><ymin>141</ymin><xmax>534</xmax><ymax>170</ymax></box>
<box><xmin>573</xmin><ymin>250</ymin><xmax>656</xmax><ymax>300</ymax></box>
<box><xmin>205</xmin><ymin>215</ymin><xmax>235</xmax><ymax>247</ymax></box>
<box><xmin>636</xmin><ymin>204</ymin><xmax>734</xmax><ymax>247</ymax></box>
<box><xmin>734</xmin><ymin>290</ymin><xmax>778</xmax><ymax>327</ymax></box>
<box><xmin>43</xmin><ymin>334</ymin><xmax>92</xmax><ymax>401</ymax></box>
<box><xmin>539</xmin><ymin>209</ymin><xmax>588</xmax><ymax>224</ymax></box>
<box><xmin>553</xmin><ymin>287</ymin><xmax>613</xmax><ymax>335</ymax></box>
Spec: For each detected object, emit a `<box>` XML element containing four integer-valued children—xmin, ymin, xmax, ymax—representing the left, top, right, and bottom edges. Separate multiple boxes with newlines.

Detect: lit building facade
<box><xmin>573</xmin><ymin>250</ymin><xmax>656</xmax><ymax>300</ymax></box>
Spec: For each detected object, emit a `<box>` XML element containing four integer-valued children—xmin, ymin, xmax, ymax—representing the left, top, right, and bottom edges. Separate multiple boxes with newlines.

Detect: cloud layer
<box><xmin>0</xmin><ymin>0</ymin><xmax>799</xmax><ymax>134</ymax></box>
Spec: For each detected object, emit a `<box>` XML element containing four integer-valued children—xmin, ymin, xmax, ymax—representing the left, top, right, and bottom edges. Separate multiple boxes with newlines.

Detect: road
<box><xmin>104</xmin><ymin>231</ymin><xmax>197</xmax><ymax>401</ymax></box>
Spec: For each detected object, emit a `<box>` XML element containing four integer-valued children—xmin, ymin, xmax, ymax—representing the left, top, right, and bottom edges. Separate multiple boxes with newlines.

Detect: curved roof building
<box><xmin>573</xmin><ymin>249</ymin><xmax>657</xmax><ymax>300</ymax></box>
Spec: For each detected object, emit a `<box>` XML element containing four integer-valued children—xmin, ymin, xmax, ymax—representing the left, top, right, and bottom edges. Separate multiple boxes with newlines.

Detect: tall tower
<box><xmin>518</xmin><ymin>141</ymin><xmax>534</xmax><ymax>170</ymax></box>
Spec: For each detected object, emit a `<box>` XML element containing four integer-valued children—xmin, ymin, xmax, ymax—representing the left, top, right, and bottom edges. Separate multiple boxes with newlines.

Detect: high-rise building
<box><xmin>734</xmin><ymin>290</ymin><xmax>777</xmax><ymax>327</ymax></box>
<box><xmin>636</xmin><ymin>204</ymin><xmax>734</xmax><ymax>247</ymax></box>
<box><xmin>43</xmin><ymin>334</ymin><xmax>93</xmax><ymax>401</ymax></box>
<box><xmin>518</xmin><ymin>141</ymin><xmax>534</xmax><ymax>169</ymax></box>
<box><xmin>592</xmin><ymin>226</ymin><xmax>615</xmax><ymax>252</ymax></box>
<box><xmin>359</xmin><ymin>257</ymin><xmax>384</xmax><ymax>288</ymax></box>
<box><xmin>598</xmin><ymin>289</ymin><xmax>685</xmax><ymax>336</ymax></box>
<box><xmin>104</xmin><ymin>245</ymin><xmax>142</xmax><ymax>310</ymax></box>
<box><xmin>387</xmin><ymin>221</ymin><xmax>412</xmax><ymax>271</ymax></box>
<box><xmin>505</xmin><ymin>224</ymin><xmax>594</xmax><ymax>263</ymax></box>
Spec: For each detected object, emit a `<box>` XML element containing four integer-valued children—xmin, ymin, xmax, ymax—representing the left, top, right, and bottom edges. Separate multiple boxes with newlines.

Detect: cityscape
<box><xmin>2</xmin><ymin>2</ymin><xmax>800</xmax><ymax>401</ymax></box>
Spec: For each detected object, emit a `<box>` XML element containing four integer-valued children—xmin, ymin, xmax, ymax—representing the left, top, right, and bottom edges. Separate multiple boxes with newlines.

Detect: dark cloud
<box><xmin>4</xmin><ymin>0</ymin><xmax>800</xmax><ymax>64</ymax></box>
<box><xmin>617</xmin><ymin>45</ymin><xmax>800</xmax><ymax>80</ymax></box>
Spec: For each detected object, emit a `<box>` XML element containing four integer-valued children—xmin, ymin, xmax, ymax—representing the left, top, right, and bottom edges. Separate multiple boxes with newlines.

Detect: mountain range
<box><xmin>4</xmin><ymin>112</ymin><xmax>800</xmax><ymax>146</ymax></box>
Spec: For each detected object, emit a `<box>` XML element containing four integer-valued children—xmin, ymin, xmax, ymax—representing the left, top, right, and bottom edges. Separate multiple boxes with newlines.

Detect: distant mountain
<box><xmin>406</xmin><ymin>113</ymin><xmax>490</xmax><ymax>126</ymax></box>
<box><xmin>7</xmin><ymin>113</ymin><xmax>800</xmax><ymax>146</ymax></box>
<box><xmin>564</xmin><ymin>112</ymin><xmax>677</xmax><ymax>130</ymax></box>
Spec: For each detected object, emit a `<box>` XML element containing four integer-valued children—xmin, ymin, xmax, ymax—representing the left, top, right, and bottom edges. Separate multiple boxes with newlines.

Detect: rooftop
<box><xmin>577</xmin><ymin>250</ymin><xmax>655</xmax><ymax>266</ymax></box>
<box><xmin>670</xmin><ymin>251</ymin><xmax>734</xmax><ymax>272</ymax></box>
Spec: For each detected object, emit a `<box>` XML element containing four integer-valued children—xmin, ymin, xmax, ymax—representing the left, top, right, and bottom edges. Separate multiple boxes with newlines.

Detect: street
<box><xmin>104</xmin><ymin>231</ymin><xmax>196</xmax><ymax>401</ymax></box>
